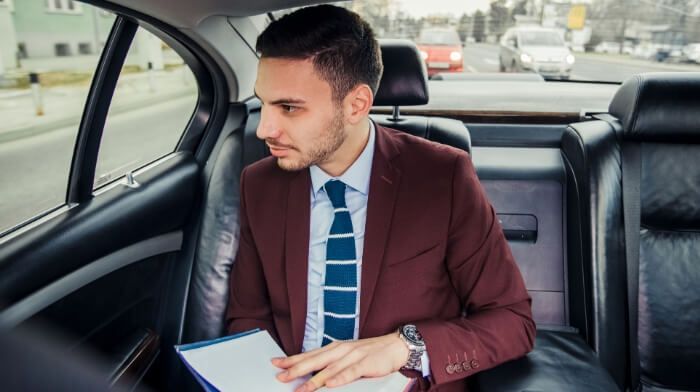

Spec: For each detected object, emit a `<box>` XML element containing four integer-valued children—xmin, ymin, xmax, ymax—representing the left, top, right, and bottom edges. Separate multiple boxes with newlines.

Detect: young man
<box><xmin>225</xmin><ymin>5</ymin><xmax>535</xmax><ymax>391</ymax></box>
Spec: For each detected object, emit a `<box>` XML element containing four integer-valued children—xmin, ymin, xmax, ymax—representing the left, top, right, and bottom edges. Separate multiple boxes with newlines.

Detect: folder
<box><xmin>176</xmin><ymin>329</ymin><xmax>414</xmax><ymax>392</ymax></box>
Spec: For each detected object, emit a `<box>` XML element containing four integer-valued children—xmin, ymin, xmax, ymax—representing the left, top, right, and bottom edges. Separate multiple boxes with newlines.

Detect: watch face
<box><xmin>402</xmin><ymin>325</ymin><xmax>425</xmax><ymax>346</ymax></box>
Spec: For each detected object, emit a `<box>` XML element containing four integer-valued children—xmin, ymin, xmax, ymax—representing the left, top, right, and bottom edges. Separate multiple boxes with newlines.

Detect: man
<box><xmin>225</xmin><ymin>5</ymin><xmax>535</xmax><ymax>391</ymax></box>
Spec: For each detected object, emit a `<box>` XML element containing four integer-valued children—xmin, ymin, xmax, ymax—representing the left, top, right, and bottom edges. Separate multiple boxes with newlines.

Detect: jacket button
<box><xmin>453</xmin><ymin>363</ymin><xmax>463</xmax><ymax>373</ymax></box>
<box><xmin>462</xmin><ymin>361</ymin><xmax>471</xmax><ymax>370</ymax></box>
<box><xmin>470</xmin><ymin>359</ymin><xmax>480</xmax><ymax>369</ymax></box>
<box><xmin>445</xmin><ymin>364</ymin><xmax>454</xmax><ymax>375</ymax></box>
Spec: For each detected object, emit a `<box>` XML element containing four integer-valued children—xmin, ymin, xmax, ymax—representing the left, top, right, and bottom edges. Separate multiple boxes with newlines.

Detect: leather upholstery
<box><xmin>374</xmin><ymin>39</ymin><xmax>429</xmax><ymax>106</ymax></box>
<box><xmin>564</xmin><ymin>73</ymin><xmax>700</xmax><ymax>391</ymax></box>
<box><xmin>638</xmin><ymin>229</ymin><xmax>700</xmax><ymax>389</ymax></box>
<box><xmin>608</xmin><ymin>73</ymin><xmax>700</xmax><ymax>143</ymax></box>
<box><xmin>371</xmin><ymin>114</ymin><xmax>471</xmax><ymax>155</ymax></box>
<box><xmin>472</xmin><ymin>330</ymin><xmax>619</xmax><ymax>391</ymax></box>
<box><xmin>184</xmin><ymin>130</ymin><xmax>243</xmax><ymax>342</ymax></box>
<box><xmin>640</xmin><ymin>144</ymin><xmax>700</xmax><ymax>230</ymax></box>
<box><xmin>561</xmin><ymin>121</ymin><xmax>628</xmax><ymax>389</ymax></box>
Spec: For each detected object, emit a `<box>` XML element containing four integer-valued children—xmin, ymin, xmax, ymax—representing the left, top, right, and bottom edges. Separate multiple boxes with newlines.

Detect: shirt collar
<box><xmin>310</xmin><ymin>119</ymin><xmax>376</xmax><ymax>198</ymax></box>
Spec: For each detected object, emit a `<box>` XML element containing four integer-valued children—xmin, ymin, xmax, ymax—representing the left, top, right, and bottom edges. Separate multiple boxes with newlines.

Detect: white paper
<box><xmin>179</xmin><ymin>330</ymin><xmax>412</xmax><ymax>392</ymax></box>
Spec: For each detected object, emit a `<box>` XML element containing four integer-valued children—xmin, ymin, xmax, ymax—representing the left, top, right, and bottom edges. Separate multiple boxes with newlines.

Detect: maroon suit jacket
<box><xmin>226</xmin><ymin>124</ymin><xmax>535</xmax><ymax>391</ymax></box>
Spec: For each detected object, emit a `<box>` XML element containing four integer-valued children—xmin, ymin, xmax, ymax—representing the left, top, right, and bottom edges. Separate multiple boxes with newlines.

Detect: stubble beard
<box><xmin>276</xmin><ymin>109</ymin><xmax>346</xmax><ymax>172</ymax></box>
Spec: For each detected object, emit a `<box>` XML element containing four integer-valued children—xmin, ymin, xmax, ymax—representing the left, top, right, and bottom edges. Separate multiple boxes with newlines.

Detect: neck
<box><xmin>319</xmin><ymin>119</ymin><xmax>370</xmax><ymax>177</ymax></box>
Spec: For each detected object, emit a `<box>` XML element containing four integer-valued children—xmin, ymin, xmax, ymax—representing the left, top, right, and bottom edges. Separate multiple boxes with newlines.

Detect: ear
<box><xmin>343</xmin><ymin>84</ymin><xmax>374</xmax><ymax>126</ymax></box>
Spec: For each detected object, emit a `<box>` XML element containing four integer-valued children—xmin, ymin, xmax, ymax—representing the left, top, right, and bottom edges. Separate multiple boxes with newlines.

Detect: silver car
<box><xmin>499</xmin><ymin>27</ymin><xmax>575</xmax><ymax>80</ymax></box>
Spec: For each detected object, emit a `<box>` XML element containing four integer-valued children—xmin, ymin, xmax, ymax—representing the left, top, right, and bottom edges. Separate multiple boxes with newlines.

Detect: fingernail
<box><xmin>277</xmin><ymin>371</ymin><xmax>288</xmax><ymax>380</ymax></box>
<box><xmin>297</xmin><ymin>385</ymin><xmax>309</xmax><ymax>392</ymax></box>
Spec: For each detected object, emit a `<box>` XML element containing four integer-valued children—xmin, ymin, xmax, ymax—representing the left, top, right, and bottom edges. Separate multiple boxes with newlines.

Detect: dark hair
<box><xmin>256</xmin><ymin>4</ymin><xmax>383</xmax><ymax>102</ymax></box>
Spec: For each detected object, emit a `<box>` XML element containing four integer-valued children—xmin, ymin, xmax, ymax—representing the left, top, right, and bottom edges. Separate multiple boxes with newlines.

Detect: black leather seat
<box><xmin>371</xmin><ymin>39</ymin><xmax>471</xmax><ymax>155</ymax></box>
<box><xmin>563</xmin><ymin>72</ymin><xmax>700</xmax><ymax>391</ymax></box>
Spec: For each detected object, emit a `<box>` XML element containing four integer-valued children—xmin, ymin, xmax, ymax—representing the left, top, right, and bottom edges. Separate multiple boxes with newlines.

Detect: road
<box><xmin>462</xmin><ymin>43</ymin><xmax>700</xmax><ymax>82</ymax></box>
<box><xmin>0</xmin><ymin>95</ymin><xmax>197</xmax><ymax>233</ymax></box>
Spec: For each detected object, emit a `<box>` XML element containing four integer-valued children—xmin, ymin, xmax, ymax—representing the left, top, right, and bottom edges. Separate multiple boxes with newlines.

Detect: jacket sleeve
<box><xmin>225</xmin><ymin>167</ymin><xmax>280</xmax><ymax>342</ymax></box>
<box><xmin>414</xmin><ymin>152</ymin><xmax>536</xmax><ymax>386</ymax></box>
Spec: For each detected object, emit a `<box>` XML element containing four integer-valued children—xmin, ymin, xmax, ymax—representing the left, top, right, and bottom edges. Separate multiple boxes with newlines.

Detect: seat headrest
<box><xmin>609</xmin><ymin>72</ymin><xmax>700</xmax><ymax>143</ymax></box>
<box><xmin>374</xmin><ymin>39</ymin><xmax>429</xmax><ymax>106</ymax></box>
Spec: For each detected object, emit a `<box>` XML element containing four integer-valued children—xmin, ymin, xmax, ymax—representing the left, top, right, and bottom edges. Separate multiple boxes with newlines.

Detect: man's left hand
<box><xmin>271</xmin><ymin>332</ymin><xmax>410</xmax><ymax>391</ymax></box>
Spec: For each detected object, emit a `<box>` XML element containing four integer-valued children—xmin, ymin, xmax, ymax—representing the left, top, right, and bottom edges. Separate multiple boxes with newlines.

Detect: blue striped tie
<box><xmin>322</xmin><ymin>180</ymin><xmax>357</xmax><ymax>346</ymax></box>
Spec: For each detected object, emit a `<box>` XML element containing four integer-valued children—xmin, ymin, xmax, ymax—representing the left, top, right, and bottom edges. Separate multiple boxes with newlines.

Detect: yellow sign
<box><xmin>568</xmin><ymin>4</ymin><xmax>586</xmax><ymax>30</ymax></box>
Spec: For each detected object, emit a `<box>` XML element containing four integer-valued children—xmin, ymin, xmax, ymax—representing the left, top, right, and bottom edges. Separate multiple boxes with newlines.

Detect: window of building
<box><xmin>54</xmin><ymin>43</ymin><xmax>71</xmax><ymax>56</ymax></box>
<box><xmin>78</xmin><ymin>43</ymin><xmax>92</xmax><ymax>55</ymax></box>
<box><xmin>47</xmin><ymin>0</ymin><xmax>82</xmax><ymax>14</ymax></box>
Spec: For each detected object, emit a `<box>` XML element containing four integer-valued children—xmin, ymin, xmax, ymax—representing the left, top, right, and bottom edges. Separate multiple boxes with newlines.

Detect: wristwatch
<box><xmin>398</xmin><ymin>324</ymin><xmax>426</xmax><ymax>371</ymax></box>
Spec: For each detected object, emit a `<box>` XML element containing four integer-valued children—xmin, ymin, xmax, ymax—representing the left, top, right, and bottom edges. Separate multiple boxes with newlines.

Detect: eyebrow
<box><xmin>254</xmin><ymin>89</ymin><xmax>306</xmax><ymax>105</ymax></box>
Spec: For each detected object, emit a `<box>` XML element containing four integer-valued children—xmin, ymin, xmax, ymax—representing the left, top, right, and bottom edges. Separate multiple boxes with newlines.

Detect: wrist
<box><xmin>389</xmin><ymin>332</ymin><xmax>411</xmax><ymax>371</ymax></box>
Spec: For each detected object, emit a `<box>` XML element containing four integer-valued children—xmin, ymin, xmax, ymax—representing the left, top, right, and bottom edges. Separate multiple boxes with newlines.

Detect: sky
<box><xmin>395</xmin><ymin>0</ymin><xmax>492</xmax><ymax>17</ymax></box>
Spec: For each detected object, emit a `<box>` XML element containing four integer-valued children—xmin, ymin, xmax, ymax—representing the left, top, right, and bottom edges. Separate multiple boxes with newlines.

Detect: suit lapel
<box><xmin>359</xmin><ymin>125</ymin><xmax>401</xmax><ymax>336</ymax></box>
<box><xmin>285</xmin><ymin>170</ymin><xmax>311</xmax><ymax>354</ymax></box>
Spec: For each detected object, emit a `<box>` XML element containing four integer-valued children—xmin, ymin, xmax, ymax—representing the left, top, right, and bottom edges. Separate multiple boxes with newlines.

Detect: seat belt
<box><xmin>621</xmin><ymin>142</ymin><xmax>641</xmax><ymax>392</ymax></box>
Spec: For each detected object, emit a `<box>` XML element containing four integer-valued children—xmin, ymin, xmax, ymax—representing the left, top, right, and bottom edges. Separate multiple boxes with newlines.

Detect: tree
<box><xmin>488</xmin><ymin>0</ymin><xmax>511</xmax><ymax>40</ymax></box>
<box><xmin>473</xmin><ymin>10</ymin><xmax>486</xmax><ymax>42</ymax></box>
<box><xmin>511</xmin><ymin>0</ymin><xmax>528</xmax><ymax>21</ymax></box>
<box><xmin>457</xmin><ymin>13</ymin><xmax>472</xmax><ymax>42</ymax></box>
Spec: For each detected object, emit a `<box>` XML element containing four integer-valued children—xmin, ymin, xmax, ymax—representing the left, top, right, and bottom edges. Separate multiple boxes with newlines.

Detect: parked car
<box><xmin>415</xmin><ymin>27</ymin><xmax>464</xmax><ymax>77</ymax></box>
<box><xmin>594</xmin><ymin>41</ymin><xmax>634</xmax><ymax>55</ymax></box>
<box><xmin>499</xmin><ymin>27</ymin><xmax>575</xmax><ymax>79</ymax></box>
<box><xmin>681</xmin><ymin>43</ymin><xmax>700</xmax><ymax>63</ymax></box>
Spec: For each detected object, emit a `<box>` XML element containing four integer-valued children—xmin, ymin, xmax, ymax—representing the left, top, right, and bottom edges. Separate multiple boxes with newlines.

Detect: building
<box><xmin>0</xmin><ymin>0</ymin><xmax>166</xmax><ymax>78</ymax></box>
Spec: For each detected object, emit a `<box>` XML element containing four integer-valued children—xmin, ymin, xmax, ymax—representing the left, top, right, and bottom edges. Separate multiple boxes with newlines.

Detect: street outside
<box><xmin>461</xmin><ymin>42</ymin><xmax>700</xmax><ymax>82</ymax></box>
<box><xmin>0</xmin><ymin>67</ymin><xmax>198</xmax><ymax>233</ymax></box>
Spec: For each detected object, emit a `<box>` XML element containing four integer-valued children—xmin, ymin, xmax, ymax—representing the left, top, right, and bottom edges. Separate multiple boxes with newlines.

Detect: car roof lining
<box><xmin>101</xmin><ymin>0</ymin><xmax>345</xmax><ymax>28</ymax></box>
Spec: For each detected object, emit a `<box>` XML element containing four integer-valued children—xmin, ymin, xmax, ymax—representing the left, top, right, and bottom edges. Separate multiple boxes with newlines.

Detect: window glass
<box><xmin>293</xmin><ymin>0</ymin><xmax>700</xmax><ymax>84</ymax></box>
<box><xmin>93</xmin><ymin>27</ymin><xmax>198</xmax><ymax>189</ymax></box>
<box><xmin>0</xmin><ymin>2</ymin><xmax>115</xmax><ymax>234</ymax></box>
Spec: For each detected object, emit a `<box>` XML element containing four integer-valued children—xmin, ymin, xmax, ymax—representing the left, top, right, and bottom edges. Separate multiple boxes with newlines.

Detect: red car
<box><xmin>416</xmin><ymin>28</ymin><xmax>464</xmax><ymax>77</ymax></box>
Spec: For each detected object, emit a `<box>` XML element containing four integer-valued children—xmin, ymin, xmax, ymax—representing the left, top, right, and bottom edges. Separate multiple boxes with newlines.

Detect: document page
<box><xmin>178</xmin><ymin>330</ymin><xmax>413</xmax><ymax>392</ymax></box>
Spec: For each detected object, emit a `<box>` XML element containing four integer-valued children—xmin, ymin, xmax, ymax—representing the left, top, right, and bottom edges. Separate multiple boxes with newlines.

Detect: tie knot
<box><xmin>324</xmin><ymin>180</ymin><xmax>347</xmax><ymax>208</ymax></box>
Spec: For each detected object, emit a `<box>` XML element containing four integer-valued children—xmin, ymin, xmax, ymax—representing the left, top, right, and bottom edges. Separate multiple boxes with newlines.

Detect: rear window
<box><xmin>519</xmin><ymin>31</ymin><xmax>565</xmax><ymax>47</ymax></box>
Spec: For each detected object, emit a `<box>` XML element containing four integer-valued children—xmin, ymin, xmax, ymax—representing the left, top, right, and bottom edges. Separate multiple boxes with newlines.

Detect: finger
<box><xmin>278</xmin><ymin>343</ymin><xmax>353</xmax><ymax>382</ymax></box>
<box><xmin>273</xmin><ymin>342</ymin><xmax>340</xmax><ymax>368</ymax></box>
<box><xmin>324</xmin><ymin>362</ymin><xmax>367</xmax><ymax>388</ymax></box>
<box><xmin>299</xmin><ymin>350</ymin><xmax>366</xmax><ymax>391</ymax></box>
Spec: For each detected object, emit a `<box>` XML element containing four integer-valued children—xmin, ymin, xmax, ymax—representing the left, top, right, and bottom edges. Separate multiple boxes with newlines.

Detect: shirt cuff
<box><xmin>420</xmin><ymin>350</ymin><xmax>431</xmax><ymax>377</ymax></box>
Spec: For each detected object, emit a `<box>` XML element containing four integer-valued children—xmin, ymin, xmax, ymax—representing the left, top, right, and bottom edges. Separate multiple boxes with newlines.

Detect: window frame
<box><xmin>0</xmin><ymin>0</ymin><xmax>223</xmax><ymax>237</ymax></box>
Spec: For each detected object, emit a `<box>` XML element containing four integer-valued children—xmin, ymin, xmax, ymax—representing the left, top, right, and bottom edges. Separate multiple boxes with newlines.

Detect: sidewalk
<box><xmin>575</xmin><ymin>52</ymin><xmax>700</xmax><ymax>72</ymax></box>
<box><xmin>0</xmin><ymin>68</ymin><xmax>198</xmax><ymax>143</ymax></box>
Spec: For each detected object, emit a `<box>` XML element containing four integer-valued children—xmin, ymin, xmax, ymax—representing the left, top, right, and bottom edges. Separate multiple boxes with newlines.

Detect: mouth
<box><xmin>267</xmin><ymin>143</ymin><xmax>293</xmax><ymax>157</ymax></box>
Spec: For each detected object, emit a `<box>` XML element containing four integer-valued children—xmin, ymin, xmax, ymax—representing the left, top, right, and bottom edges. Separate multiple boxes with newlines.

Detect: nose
<box><xmin>256</xmin><ymin>107</ymin><xmax>282</xmax><ymax>140</ymax></box>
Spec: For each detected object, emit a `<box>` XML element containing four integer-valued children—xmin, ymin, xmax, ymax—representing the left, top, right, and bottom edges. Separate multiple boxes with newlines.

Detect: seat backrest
<box><xmin>563</xmin><ymin>72</ymin><xmax>700</xmax><ymax>391</ymax></box>
<box><xmin>372</xmin><ymin>39</ymin><xmax>471</xmax><ymax>155</ymax></box>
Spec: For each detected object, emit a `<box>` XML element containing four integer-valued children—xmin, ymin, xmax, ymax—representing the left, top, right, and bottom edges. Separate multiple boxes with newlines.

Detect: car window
<box><xmin>518</xmin><ymin>31</ymin><xmax>565</xmax><ymax>47</ymax></box>
<box><xmin>93</xmin><ymin>27</ymin><xmax>198</xmax><ymax>189</ymax></box>
<box><xmin>0</xmin><ymin>2</ymin><xmax>115</xmax><ymax>234</ymax></box>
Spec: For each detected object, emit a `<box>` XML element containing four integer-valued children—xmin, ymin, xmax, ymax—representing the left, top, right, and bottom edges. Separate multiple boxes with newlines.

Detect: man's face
<box><xmin>255</xmin><ymin>58</ymin><xmax>347</xmax><ymax>171</ymax></box>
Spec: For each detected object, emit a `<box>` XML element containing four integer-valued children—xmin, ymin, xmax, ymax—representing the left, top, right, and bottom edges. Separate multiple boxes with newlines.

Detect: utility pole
<box><xmin>618</xmin><ymin>0</ymin><xmax>628</xmax><ymax>55</ymax></box>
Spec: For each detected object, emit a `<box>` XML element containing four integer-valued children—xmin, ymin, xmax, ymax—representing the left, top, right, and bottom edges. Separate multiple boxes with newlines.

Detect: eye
<box><xmin>282</xmin><ymin>104</ymin><xmax>298</xmax><ymax>113</ymax></box>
